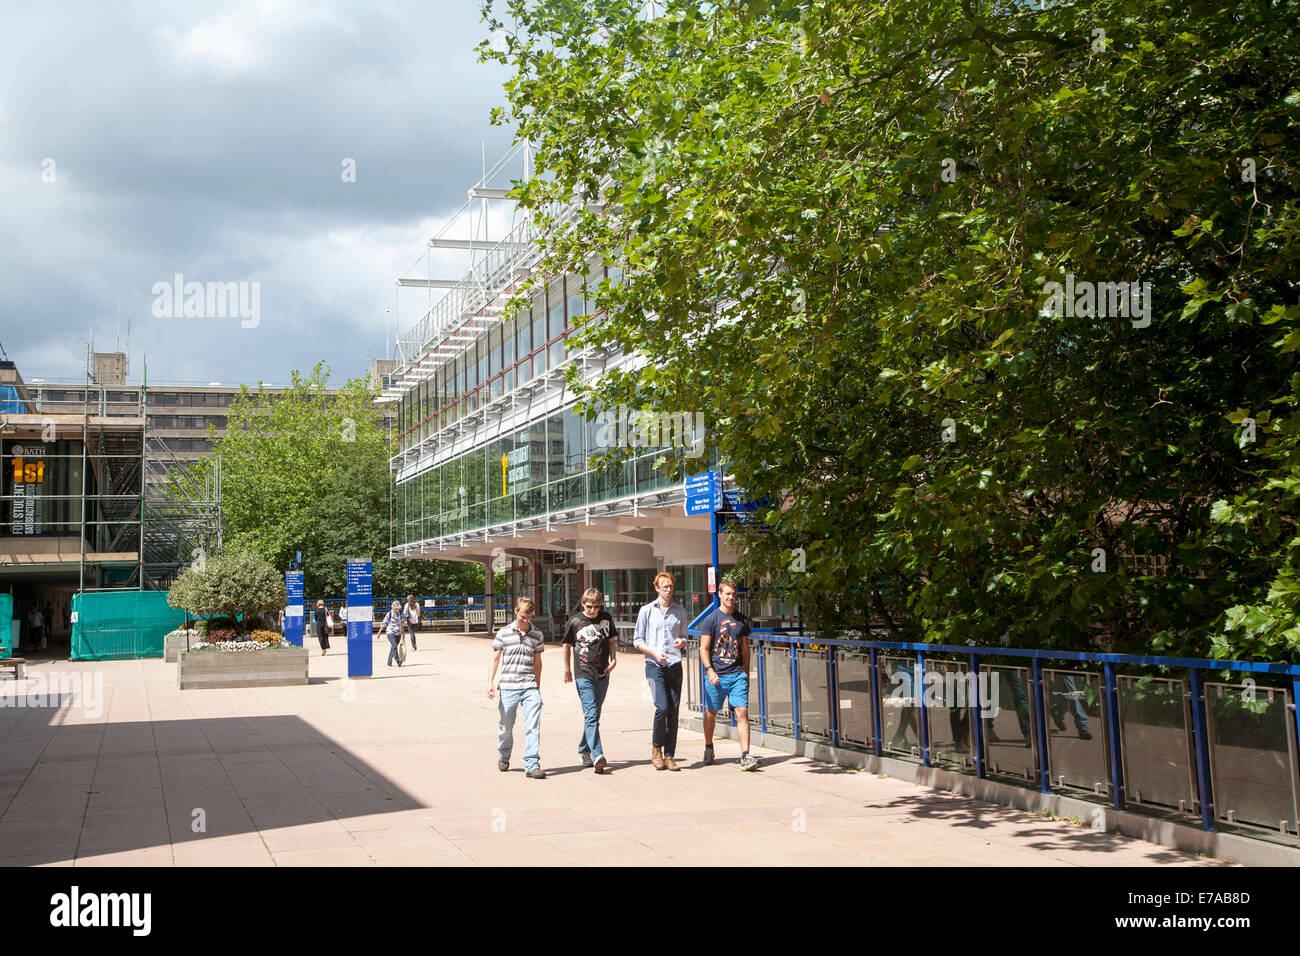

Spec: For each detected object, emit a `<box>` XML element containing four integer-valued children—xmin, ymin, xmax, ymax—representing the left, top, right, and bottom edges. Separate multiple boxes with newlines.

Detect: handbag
<box><xmin>326</xmin><ymin>612</ymin><xmax>335</xmax><ymax>630</ymax></box>
<box><xmin>397</xmin><ymin>636</ymin><xmax>408</xmax><ymax>663</ymax></box>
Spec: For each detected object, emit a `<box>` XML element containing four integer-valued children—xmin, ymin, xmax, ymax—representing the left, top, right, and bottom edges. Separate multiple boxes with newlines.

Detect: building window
<box><xmin>531</xmin><ymin>300</ymin><xmax>546</xmax><ymax>360</ymax></box>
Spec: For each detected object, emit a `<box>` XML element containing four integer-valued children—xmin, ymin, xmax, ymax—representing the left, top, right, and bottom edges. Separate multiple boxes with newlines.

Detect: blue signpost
<box><xmin>685</xmin><ymin>469</ymin><xmax>723</xmax><ymax>610</ymax></box>
<box><xmin>284</xmin><ymin>571</ymin><xmax>304</xmax><ymax>647</ymax></box>
<box><xmin>346</xmin><ymin>558</ymin><xmax>373</xmax><ymax>678</ymax></box>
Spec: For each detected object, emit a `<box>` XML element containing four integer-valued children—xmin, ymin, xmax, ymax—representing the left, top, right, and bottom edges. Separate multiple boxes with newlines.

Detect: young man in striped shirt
<box><xmin>487</xmin><ymin>597</ymin><xmax>547</xmax><ymax>779</ymax></box>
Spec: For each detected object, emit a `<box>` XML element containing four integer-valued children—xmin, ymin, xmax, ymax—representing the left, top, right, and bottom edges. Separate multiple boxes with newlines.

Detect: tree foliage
<box><xmin>483</xmin><ymin>0</ymin><xmax>1300</xmax><ymax>657</ymax></box>
<box><xmin>178</xmin><ymin>363</ymin><xmax>483</xmax><ymax>600</ymax></box>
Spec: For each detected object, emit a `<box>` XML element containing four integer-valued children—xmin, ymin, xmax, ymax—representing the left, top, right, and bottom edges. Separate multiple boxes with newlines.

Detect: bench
<box><xmin>463</xmin><ymin>609</ymin><xmax>510</xmax><ymax>628</ymax></box>
<box><xmin>0</xmin><ymin>658</ymin><xmax>27</xmax><ymax>680</ymax></box>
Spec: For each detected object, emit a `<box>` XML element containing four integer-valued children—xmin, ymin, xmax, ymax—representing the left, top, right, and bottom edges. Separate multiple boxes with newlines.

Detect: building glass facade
<box><xmin>394</xmin><ymin>407</ymin><xmax>701</xmax><ymax>547</ymax></box>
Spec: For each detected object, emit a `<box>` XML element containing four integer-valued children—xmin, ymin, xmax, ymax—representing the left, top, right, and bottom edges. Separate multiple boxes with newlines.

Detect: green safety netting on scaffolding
<box><xmin>71</xmin><ymin>591</ymin><xmax>188</xmax><ymax>661</ymax></box>
<box><xmin>0</xmin><ymin>594</ymin><xmax>12</xmax><ymax>659</ymax></box>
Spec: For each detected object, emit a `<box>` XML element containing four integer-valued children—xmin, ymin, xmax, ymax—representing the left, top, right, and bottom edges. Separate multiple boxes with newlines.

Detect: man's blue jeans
<box><xmin>645</xmin><ymin>661</ymin><xmax>682</xmax><ymax>757</ymax></box>
<box><xmin>498</xmin><ymin>686</ymin><xmax>543</xmax><ymax>772</ymax></box>
<box><xmin>575</xmin><ymin>676</ymin><xmax>609</xmax><ymax>760</ymax></box>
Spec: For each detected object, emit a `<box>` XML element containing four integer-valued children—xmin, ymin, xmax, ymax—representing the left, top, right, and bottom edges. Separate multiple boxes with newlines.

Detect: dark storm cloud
<box><xmin>0</xmin><ymin>0</ymin><xmax>517</xmax><ymax>385</ymax></box>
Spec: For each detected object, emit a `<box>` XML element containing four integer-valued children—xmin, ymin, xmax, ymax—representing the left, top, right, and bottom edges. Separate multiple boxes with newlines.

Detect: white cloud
<box><xmin>153</xmin><ymin>0</ymin><xmax>356</xmax><ymax>74</ymax></box>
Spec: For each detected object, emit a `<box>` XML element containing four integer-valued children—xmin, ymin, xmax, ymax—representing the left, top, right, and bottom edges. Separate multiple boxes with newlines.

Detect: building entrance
<box><xmin>3</xmin><ymin>574</ymin><xmax>78</xmax><ymax>652</ymax></box>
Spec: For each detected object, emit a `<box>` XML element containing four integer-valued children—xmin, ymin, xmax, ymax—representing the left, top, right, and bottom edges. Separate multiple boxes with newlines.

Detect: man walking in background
<box><xmin>405</xmin><ymin>594</ymin><xmax>421</xmax><ymax>651</ymax></box>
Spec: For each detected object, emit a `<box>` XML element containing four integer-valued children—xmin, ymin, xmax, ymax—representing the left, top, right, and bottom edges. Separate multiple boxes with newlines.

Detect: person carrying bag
<box><xmin>381</xmin><ymin>600</ymin><xmax>405</xmax><ymax>668</ymax></box>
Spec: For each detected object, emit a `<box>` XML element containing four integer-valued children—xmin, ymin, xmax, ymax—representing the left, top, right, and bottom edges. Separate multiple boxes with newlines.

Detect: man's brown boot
<box><xmin>663</xmin><ymin>753</ymin><xmax>680</xmax><ymax>772</ymax></box>
<box><xmin>651</xmin><ymin>746</ymin><xmax>665</xmax><ymax>770</ymax></box>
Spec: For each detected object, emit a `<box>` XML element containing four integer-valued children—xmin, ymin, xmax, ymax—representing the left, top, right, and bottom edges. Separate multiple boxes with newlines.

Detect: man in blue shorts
<box><xmin>699</xmin><ymin>579</ymin><xmax>759</xmax><ymax>771</ymax></box>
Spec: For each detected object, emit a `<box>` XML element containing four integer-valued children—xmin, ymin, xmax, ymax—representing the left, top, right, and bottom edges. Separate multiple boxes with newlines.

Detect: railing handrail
<box><xmin>685</xmin><ymin>630</ymin><xmax>1300</xmax><ymax>676</ymax></box>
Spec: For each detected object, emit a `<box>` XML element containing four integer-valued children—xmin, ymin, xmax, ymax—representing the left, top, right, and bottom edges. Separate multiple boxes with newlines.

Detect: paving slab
<box><xmin>0</xmin><ymin>634</ymin><xmax>1235</xmax><ymax>866</ymax></box>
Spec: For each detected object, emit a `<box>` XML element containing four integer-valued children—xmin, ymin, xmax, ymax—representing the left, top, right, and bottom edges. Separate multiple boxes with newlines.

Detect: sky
<box><xmin>0</xmin><ymin>0</ymin><xmax>519</xmax><ymax>388</ymax></box>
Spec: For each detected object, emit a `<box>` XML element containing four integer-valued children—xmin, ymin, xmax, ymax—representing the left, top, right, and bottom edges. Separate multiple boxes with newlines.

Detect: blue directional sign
<box><xmin>718</xmin><ymin>490</ymin><xmax>773</xmax><ymax>533</ymax></box>
<box><xmin>684</xmin><ymin>471</ymin><xmax>722</xmax><ymax>516</ymax></box>
<box><xmin>284</xmin><ymin>571</ymin><xmax>304</xmax><ymax>647</ymax></box>
<box><xmin>346</xmin><ymin>558</ymin><xmax>373</xmax><ymax>678</ymax></box>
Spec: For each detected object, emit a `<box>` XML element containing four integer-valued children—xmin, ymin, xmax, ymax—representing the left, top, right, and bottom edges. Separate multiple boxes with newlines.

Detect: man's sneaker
<box><xmin>580</xmin><ymin>752</ymin><xmax>594</xmax><ymax>769</ymax></box>
<box><xmin>739</xmin><ymin>753</ymin><xmax>760</xmax><ymax>772</ymax></box>
<box><xmin>497</xmin><ymin>760</ymin><xmax>509</xmax><ymax>772</ymax></box>
<box><xmin>594</xmin><ymin>756</ymin><xmax>609</xmax><ymax>775</ymax></box>
<box><xmin>525</xmin><ymin>768</ymin><xmax>547</xmax><ymax>779</ymax></box>
<box><xmin>702</xmin><ymin>745</ymin><xmax>714</xmax><ymax>766</ymax></box>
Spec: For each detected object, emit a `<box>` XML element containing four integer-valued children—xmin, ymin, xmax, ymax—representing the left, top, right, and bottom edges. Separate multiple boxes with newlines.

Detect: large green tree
<box><xmin>178</xmin><ymin>363</ymin><xmax>482</xmax><ymax>600</ymax></box>
<box><xmin>483</xmin><ymin>0</ymin><xmax>1300</xmax><ymax>657</ymax></box>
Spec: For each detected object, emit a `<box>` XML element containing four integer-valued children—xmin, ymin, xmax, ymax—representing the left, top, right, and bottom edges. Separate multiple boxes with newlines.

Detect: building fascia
<box><xmin>389</xmin><ymin>484</ymin><xmax>690</xmax><ymax>561</ymax></box>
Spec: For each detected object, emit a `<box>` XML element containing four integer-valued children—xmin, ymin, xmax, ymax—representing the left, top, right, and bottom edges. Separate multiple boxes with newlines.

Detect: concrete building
<box><xmin>2</xmin><ymin>353</ymin><xmax>395</xmax><ymax>651</ymax></box>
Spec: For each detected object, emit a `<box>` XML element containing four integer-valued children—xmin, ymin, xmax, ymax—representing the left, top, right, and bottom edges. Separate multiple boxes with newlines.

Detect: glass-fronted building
<box><xmin>386</xmin><ymin>150</ymin><xmax>737</xmax><ymax>635</ymax></box>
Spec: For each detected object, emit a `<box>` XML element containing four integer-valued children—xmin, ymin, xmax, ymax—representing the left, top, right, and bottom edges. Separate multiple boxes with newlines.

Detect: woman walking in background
<box><xmin>313</xmin><ymin>599</ymin><xmax>330</xmax><ymax>656</ymax></box>
<box><xmin>382</xmin><ymin>600</ymin><xmax>405</xmax><ymax>667</ymax></box>
<box><xmin>405</xmin><ymin>594</ymin><xmax>421</xmax><ymax>651</ymax></box>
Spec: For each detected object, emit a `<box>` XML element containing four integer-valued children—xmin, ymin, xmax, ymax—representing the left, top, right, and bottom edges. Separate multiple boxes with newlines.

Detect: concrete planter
<box><xmin>178</xmin><ymin>646</ymin><xmax>309</xmax><ymax>690</ymax></box>
<box><xmin>164</xmin><ymin>632</ymin><xmax>200</xmax><ymax>663</ymax></box>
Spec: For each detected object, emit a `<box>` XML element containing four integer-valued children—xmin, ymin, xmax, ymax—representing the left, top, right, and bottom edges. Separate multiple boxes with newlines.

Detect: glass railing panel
<box><xmin>1119</xmin><ymin>675</ymin><xmax>1197</xmax><ymax>814</ymax></box>
<box><xmin>762</xmin><ymin>644</ymin><xmax>794</xmax><ymax>732</ymax></box>
<box><xmin>835</xmin><ymin>647</ymin><xmax>874</xmax><ymax>750</ymax></box>
<box><xmin>981</xmin><ymin>665</ymin><xmax>1038</xmax><ymax>782</ymax></box>
<box><xmin>635</xmin><ymin>454</ymin><xmax>656</xmax><ymax>492</ymax></box>
<box><xmin>1043</xmin><ymin>668</ymin><xmax>1109</xmax><ymax>795</ymax></box>
<box><xmin>683</xmin><ymin>639</ymin><xmax>702</xmax><ymax>713</ymax></box>
<box><xmin>879</xmin><ymin>655</ymin><xmax>920</xmax><ymax>757</ymax></box>
<box><xmin>796</xmin><ymin>647</ymin><xmax>832</xmax><ymax>740</ymax></box>
<box><xmin>1207</xmin><ymin>681</ymin><xmax>1299</xmax><ymax>833</ymax></box>
<box><xmin>924</xmin><ymin>658</ymin><xmax>976</xmax><ymax>771</ymax></box>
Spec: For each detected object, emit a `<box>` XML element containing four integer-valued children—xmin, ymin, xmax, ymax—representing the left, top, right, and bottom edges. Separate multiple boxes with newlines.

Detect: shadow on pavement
<box><xmin>0</xmin><ymin>693</ymin><xmax>422</xmax><ymax>866</ymax></box>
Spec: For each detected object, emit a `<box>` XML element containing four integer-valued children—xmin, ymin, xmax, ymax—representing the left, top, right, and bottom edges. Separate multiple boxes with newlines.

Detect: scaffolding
<box><xmin>141</xmin><ymin>440</ymin><xmax>222</xmax><ymax>589</ymax></box>
<box><xmin>0</xmin><ymin>368</ymin><xmax>222</xmax><ymax>593</ymax></box>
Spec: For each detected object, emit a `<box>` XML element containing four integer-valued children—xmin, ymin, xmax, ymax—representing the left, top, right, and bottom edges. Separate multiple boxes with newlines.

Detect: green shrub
<box><xmin>168</xmin><ymin>549</ymin><xmax>286</xmax><ymax>627</ymax></box>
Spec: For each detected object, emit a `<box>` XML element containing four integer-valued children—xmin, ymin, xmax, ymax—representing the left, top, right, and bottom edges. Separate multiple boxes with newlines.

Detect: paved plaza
<box><xmin>0</xmin><ymin>633</ymin><xmax>1229</xmax><ymax>866</ymax></box>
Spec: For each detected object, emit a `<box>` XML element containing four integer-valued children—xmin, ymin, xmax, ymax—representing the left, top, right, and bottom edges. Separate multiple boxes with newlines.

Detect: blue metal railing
<box><xmin>307</xmin><ymin>594</ymin><xmax>512</xmax><ymax>628</ymax></box>
<box><xmin>684</xmin><ymin>629</ymin><xmax>1300</xmax><ymax>838</ymax></box>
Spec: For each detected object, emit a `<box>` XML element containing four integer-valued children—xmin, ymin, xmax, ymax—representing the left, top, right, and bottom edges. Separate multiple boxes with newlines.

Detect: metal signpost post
<box><xmin>346</xmin><ymin>558</ymin><xmax>373</xmax><ymax>678</ymax></box>
<box><xmin>684</xmin><ymin>470</ymin><xmax>723</xmax><ymax>616</ymax></box>
<box><xmin>284</xmin><ymin>570</ymin><xmax>304</xmax><ymax>647</ymax></box>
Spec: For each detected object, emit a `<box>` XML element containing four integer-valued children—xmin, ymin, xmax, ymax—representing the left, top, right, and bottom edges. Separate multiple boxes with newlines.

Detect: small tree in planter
<box><xmin>168</xmin><ymin>548</ymin><xmax>286</xmax><ymax>639</ymax></box>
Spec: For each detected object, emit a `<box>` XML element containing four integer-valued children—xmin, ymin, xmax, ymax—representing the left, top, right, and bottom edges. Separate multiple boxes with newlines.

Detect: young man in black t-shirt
<box><xmin>563</xmin><ymin>587</ymin><xmax>618</xmax><ymax>774</ymax></box>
